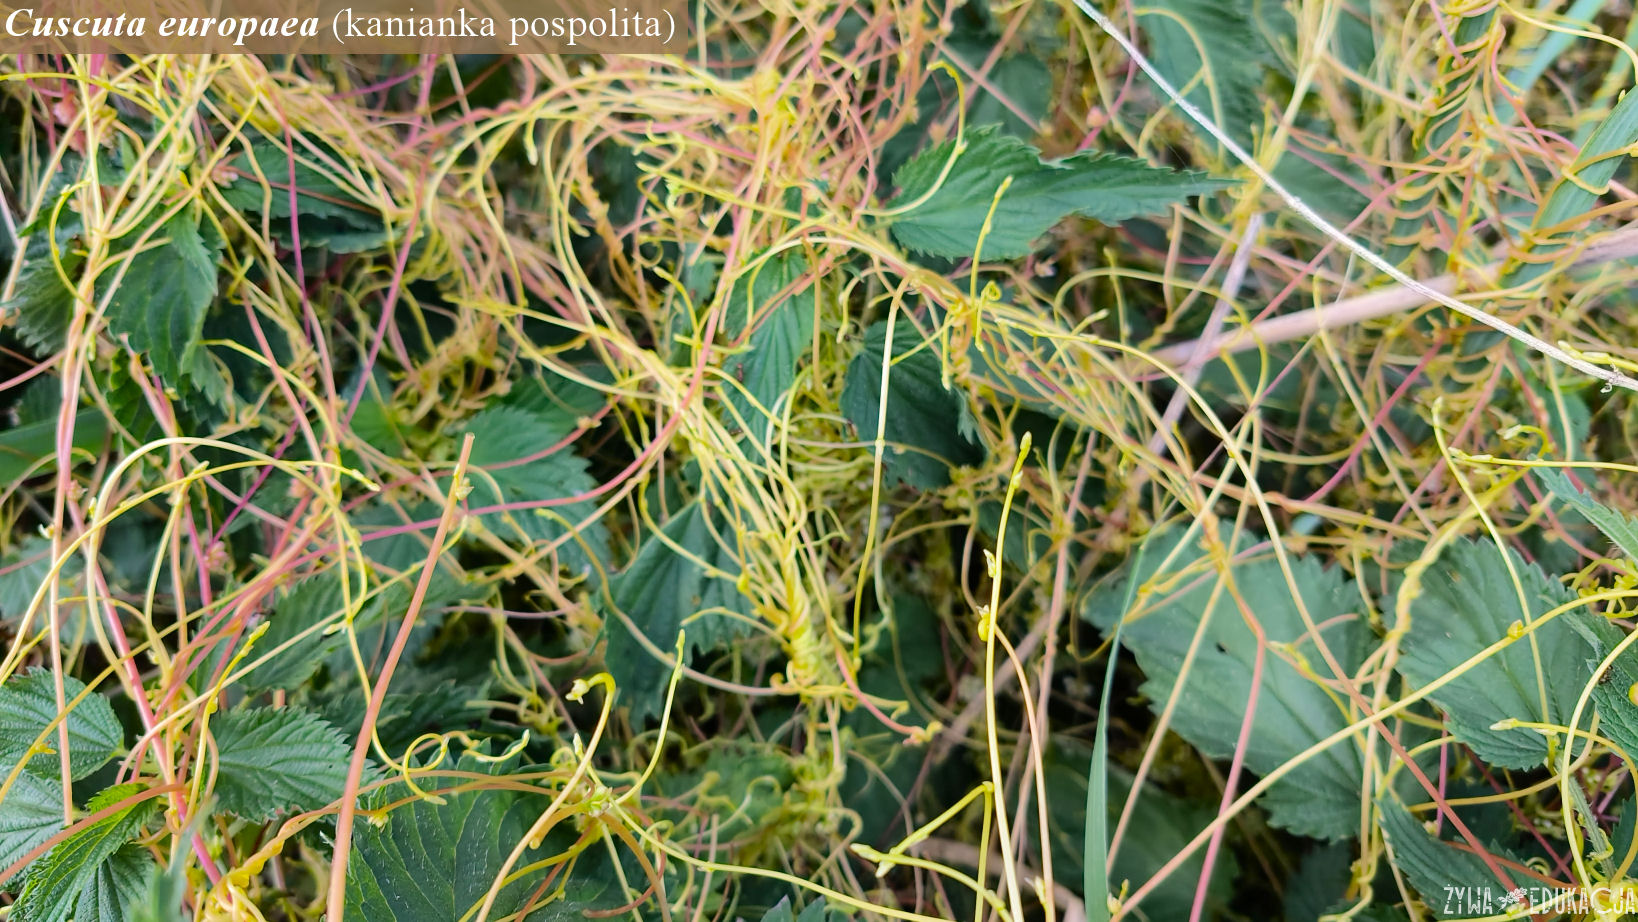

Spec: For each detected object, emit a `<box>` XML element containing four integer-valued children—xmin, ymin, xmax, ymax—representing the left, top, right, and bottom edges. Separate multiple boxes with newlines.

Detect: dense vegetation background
<box><xmin>9</xmin><ymin>3</ymin><xmax>1638</xmax><ymax>920</ymax></box>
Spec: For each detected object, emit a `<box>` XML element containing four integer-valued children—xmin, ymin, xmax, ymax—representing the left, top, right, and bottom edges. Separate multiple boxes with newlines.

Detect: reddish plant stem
<box><xmin>325</xmin><ymin>433</ymin><xmax>475</xmax><ymax>922</ymax></box>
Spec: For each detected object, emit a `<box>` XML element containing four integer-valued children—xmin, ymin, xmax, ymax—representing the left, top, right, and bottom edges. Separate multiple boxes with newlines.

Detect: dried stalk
<box><xmin>1151</xmin><ymin>223</ymin><xmax>1638</xmax><ymax>368</ymax></box>
<box><xmin>1071</xmin><ymin>0</ymin><xmax>1638</xmax><ymax>392</ymax></box>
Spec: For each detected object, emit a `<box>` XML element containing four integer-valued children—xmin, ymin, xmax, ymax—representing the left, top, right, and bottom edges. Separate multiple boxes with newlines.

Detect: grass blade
<box><xmin>1085</xmin><ymin>528</ymin><xmax>1169</xmax><ymax>922</ymax></box>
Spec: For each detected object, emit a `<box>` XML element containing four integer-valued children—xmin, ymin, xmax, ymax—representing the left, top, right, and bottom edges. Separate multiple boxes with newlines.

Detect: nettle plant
<box><xmin>1086</xmin><ymin>498</ymin><xmax>1638</xmax><ymax>921</ymax></box>
<box><xmin>7</xmin><ymin>6</ymin><xmax>1638</xmax><ymax>922</ymax></box>
<box><xmin>0</xmin><ymin>45</ymin><xmax>1240</xmax><ymax>922</ymax></box>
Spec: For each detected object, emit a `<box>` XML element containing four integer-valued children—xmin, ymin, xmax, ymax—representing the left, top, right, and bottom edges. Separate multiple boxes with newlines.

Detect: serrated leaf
<box><xmin>1500</xmin><ymin>80</ymin><xmax>1638</xmax><ymax>288</ymax></box>
<box><xmin>65</xmin><ymin>845</ymin><xmax>156</xmax><ymax>922</ymax></box>
<box><xmin>340</xmin><ymin>370</ymin><xmax>412</xmax><ymax>466</ymax></box>
<box><xmin>0</xmin><ymin>765</ymin><xmax>62</xmax><ymax>873</ymax></box>
<box><xmin>1391</xmin><ymin>540</ymin><xmax>1590</xmax><ymax>769</ymax></box>
<box><xmin>840</xmin><ymin>319</ymin><xmax>985</xmax><ymax>489</ymax></box>
<box><xmin>220</xmin><ymin>139</ymin><xmax>391</xmax><ymax>253</ymax></box>
<box><xmin>1560</xmin><ymin>614</ymin><xmax>1638</xmax><ymax>771</ymax></box>
<box><xmin>12</xmin><ymin>783</ymin><xmax>157</xmax><ymax>922</ymax></box>
<box><xmin>209</xmin><ymin>706</ymin><xmax>351</xmax><ymax>821</ymax></box>
<box><xmin>2</xmin><ymin>255</ymin><xmax>79</xmax><ymax>357</ymax></box>
<box><xmin>104</xmin><ymin>209</ymin><xmax>220</xmax><ymax>393</ymax></box>
<box><xmin>241</xmin><ymin>572</ymin><xmax>350</xmax><ymax>692</ymax></box>
<box><xmin>796</xmin><ymin>898</ymin><xmax>848</xmax><ymax>922</ymax></box>
<box><xmin>0</xmin><ymin>669</ymin><xmax>122</xmax><ymax>781</ymax></box>
<box><xmin>759</xmin><ymin>897</ymin><xmax>848</xmax><ymax>922</ymax></box>
<box><xmin>1376</xmin><ymin>798</ymin><xmax>1516</xmax><ymax>920</ymax></box>
<box><xmin>295</xmin><ymin>572</ymin><xmax>487</xmax><ymax>758</ymax></box>
<box><xmin>11</xmin><ymin>378</ymin><xmax>58</xmax><ymax>426</ymax></box>
<box><xmin>464</xmin><ymin>404</ymin><xmax>608</xmax><ymax>575</ymax></box>
<box><xmin>351</xmin><ymin>500</ymin><xmax>445</xmax><ymax>573</ymax></box>
<box><xmin>1136</xmin><ymin>0</ymin><xmax>1271</xmax><ymax>149</ymax></box>
<box><xmin>885</xmin><ymin>126</ymin><xmax>1226</xmax><ymax>259</ymax></box>
<box><xmin>312</xmin><ymin>659</ymin><xmax>491</xmax><ymax>757</ymax></box>
<box><xmin>1</xmin><ymin>236</ymin><xmax>82</xmax><ymax>355</ymax></box>
<box><xmin>1281</xmin><ymin>842</ymin><xmax>1353</xmax><ymax>922</ymax></box>
<box><xmin>653</xmin><ymin>742</ymin><xmax>793</xmax><ymax>843</ymax></box>
<box><xmin>502</xmin><ymin>371</ymin><xmax>609</xmax><ymax>431</ymax></box>
<box><xmin>345</xmin><ymin>747</ymin><xmax>623</xmax><ymax>922</ymax></box>
<box><xmin>976</xmin><ymin>498</ymin><xmax>1054</xmax><ymax>571</ymax></box>
<box><xmin>761</xmin><ymin>899</ymin><xmax>796</xmax><ymax>922</ymax></box>
<box><xmin>1082</xmin><ymin>527</ymin><xmax>1373</xmax><ymax>840</ymax></box>
<box><xmin>955</xmin><ymin>45</ymin><xmax>1050</xmax><ymax>138</ymax></box>
<box><xmin>1612</xmin><ymin>797</ymin><xmax>1638</xmax><ymax>871</ymax></box>
<box><xmin>602</xmin><ymin>500</ymin><xmax>756</xmax><ymax>724</ymax></box>
<box><xmin>1536</xmin><ymin>466</ymin><xmax>1638</xmax><ymax>561</ymax></box>
<box><xmin>321</xmin><ymin>569</ymin><xmax>476</xmax><ymax>685</ymax></box>
<box><xmin>97</xmin><ymin>353</ymin><xmax>162</xmax><ymax>446</ymax></box>
<box><xmin>720</xmin><ymin>250</ymin><xmax>815</xmax><ymax>446</ymax></box>
<box><xmin>1272</xmin><ymin>149</ymin><xmax>1371</xmax><ymax>225</ymax></box>
<box><xmin>221</xmin><ymin>140</ymin><xmax>369</xmax><ymax>223</ymax></box>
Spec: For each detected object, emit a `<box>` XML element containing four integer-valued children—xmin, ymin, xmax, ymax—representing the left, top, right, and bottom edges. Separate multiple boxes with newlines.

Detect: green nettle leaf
<box><xmin>977</xmin><ymin>497</ymin><xmax>1055</xmax><ymax>571</ymax></box>
<box><xmin>0</xmin><ymin>669</ymin><xmax>122</xmax><ymax>781</ymax></box>
<box><xmin>0</xmin><ymin>765</ymin><xmax>62</xmax><ymax>872</ymax></box>
<box><xmin>759</xmin><ymin>896</ymin><xmax>849</xmax><ymax>922</ymax></box>
<box><xmin>885</xmin><ymin>126</ymin><xmax>1227</xmax><ymax>259</ymax></box>
<box><xmin>1272</xmin><ymin>149</ymin><xmax>1372</xmax><ymax>225</ymax></box>
<box><xmin>209</xmin><ymin>706</ymin><xmax>352</xmax><ymax>821</ymax></box>
<box><xmin>63</xmin><ymin>845</ymin><xmax>157</xmax><ymax>922</ymax></box>
<box><xmin>1536</xmin><ymin>466</ymin><xmax>1638</xmax><ymax>561</ymax></box>
<box><xmin>12</xmin><ymin>783</ymin><xmax>157</xmax><ymax>922</ymax></box>
<box><xmin>12</xmin><ymin>377</ymin><xmax>59</xmax><ymax>425</ymax></box>
<box><xmin>321</xmin><ymin>570</ymin><xmax>476</xmax><ymax>685</ymax></box>
<box><xmin>351</xmin><ymin>500</ymin><xmax>446</xmax><ymax>573</ymax></box>
<box><xmin>96</xmin><ymin>353</ymin><xmax>163</xmax><ymax>447</ymax></box>
<box><xmin>0</xmin><ymin>536</ymin><xmax>83</xmax><ymax>622</ymax></box>
<box><xmin>1281</xmin><ymin>843</ymin><xmax>1354</xmax><ymax>922</ymax></box>
<box><xmin>248</xmin><ymin>563</ymin><xmax>462</xmax><ymax>697</ymax></box>
<box><xmin>720</xmin><ymin>250</ymin><xmax>815</xmax><ymax>446</ymax></box>
<box><xmin>103</xmin><ymin>209</ymin><xmax>221</xmax><ymax>395</ymax></box>
<box><xmin>1136</xmin><ymin>0</ymin><xmax>1271</xmax><ymax>149</ymax></box>
<box><xmin>0</xmin><ymin>410</ymin><xmax>109</xmax><ymax>486</ymax></box>
<box><xmin>955</xmin><ymin>46</ymin><xmax>1050</xmax><ymax>138</ymax></box>
<box><xmin>2</xmin><ymin>166</ymin><xmax>97</xmax><ymax>354</ymax></box>
<box><xmin>1</xmin><ymin>230</ymin><xmax>84</xmax><ymax>355</ymax></box>
<box><xmin>653</xmin><ymin>742</ymin><xmax>793</xmax><ymax>844</ymax></box>
<box><xmin>1559</xmin><ymin>613</ymin><xmax>1638</xmax><ymax>766</ymax></box>
<box><xmin>840</xmin><ymin>319</ymin><xmax>985</xmax><ymax>489</ymax></box>
<box><xmin>1376</xmin><ymin>798</ymin><xmax>1515</xmax><ymax>920</ymax></box>
<box><xmin>345</xmin><ymin>748</ymin><xmax>621</xmax><ymax>922</ymax></box>
<box><xmin>242</xmin><ymin>572</ymin><xmax>350</xmax><ymax>692</ymax></box>
<box><xmin>503</xmin><ymin>371</ymin><xmax>609</xmax><ymax>432</ymax></box>
<box><xmin>220</xmin><ymin>138</ymin><xmax>392</xmax><ymax>253</ymax></box>
<box><xmin>341</xmin><ymin>370</ymin><xmax>412</xmax><ymax>466</ymax></box>
<box><xmin>313</xmin><ymin>659</ymin><xmax>492</xmax><ymax>757</ymax></box>
<box><xmin>463</xmin><ymin>403</ymin><xmax>609</xmax><ymax>574</ymax></box>
<box><xmin>602</xmin><ymin>500</ymin><xmax>757</xmax><ymax>724</ymax></box>
<box><xmin>1082</xmin><ymin>527</ymin><xmax>1374</xmax><ymax>840</ymax></box>
<box><xmin>1391</xmin><ymin>540</ymin><xmax>1590</xmax><ymax>769</ymax></box>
